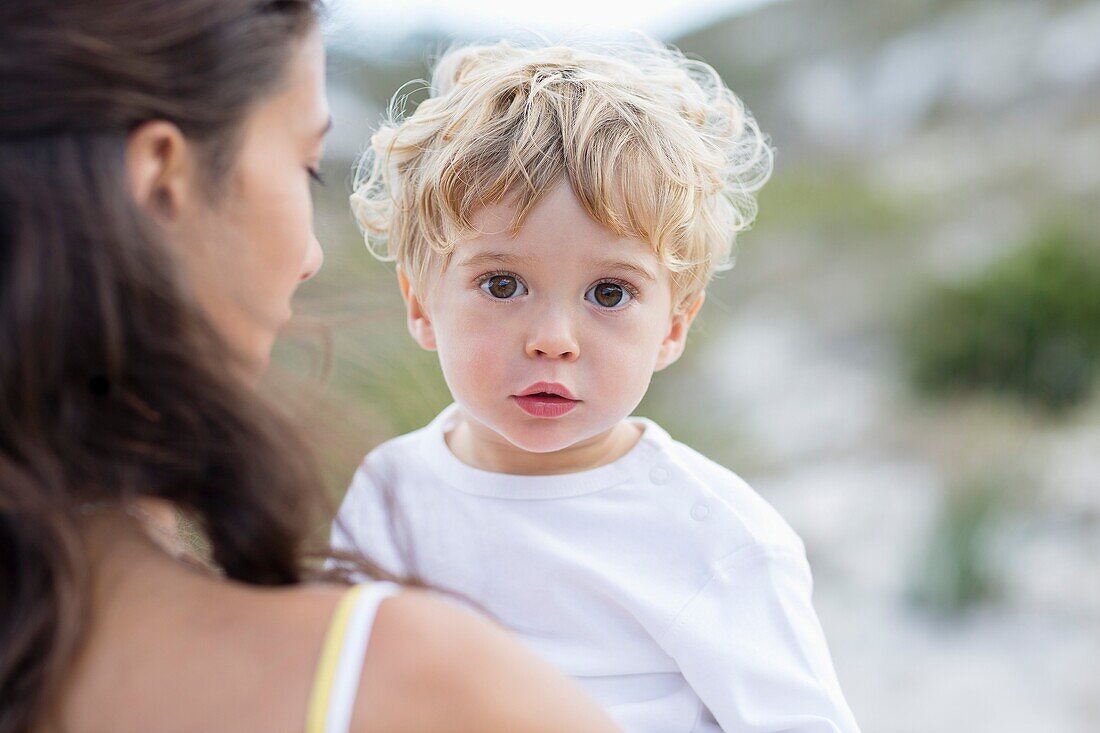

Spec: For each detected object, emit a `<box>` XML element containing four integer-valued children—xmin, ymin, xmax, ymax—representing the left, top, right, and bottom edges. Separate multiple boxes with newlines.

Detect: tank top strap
<box><xmin>305</xmin><ymin>581</ymin><xmax>402</xmax><ymax>733</ymax></box>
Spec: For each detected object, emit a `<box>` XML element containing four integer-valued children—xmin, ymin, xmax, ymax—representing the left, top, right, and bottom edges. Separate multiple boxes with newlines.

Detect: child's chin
<box><xmin>502</xmin><ymin>425</ymin><xmax>587</xmax><ymax>454</ymax></box>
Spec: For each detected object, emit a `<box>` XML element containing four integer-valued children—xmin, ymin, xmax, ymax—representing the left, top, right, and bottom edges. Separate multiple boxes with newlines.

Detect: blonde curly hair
<box><xmin>351</xmin><ymin>36</ymin><xmax>773</xmax><ymax>309</ymax></box>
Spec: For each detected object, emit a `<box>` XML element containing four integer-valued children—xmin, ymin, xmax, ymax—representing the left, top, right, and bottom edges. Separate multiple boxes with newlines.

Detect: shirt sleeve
<box><xmin>330</xmin><ymin>469</ymin><xmax>365</xmax><ymax>555</ymax></box>
<box><xmin>657</xmin><ymin>544</ymin><xmax>860</xmax><ymax>733</ymax></box>
<box><xmin>329</xmin><ymin>460</ymin><xmax>408</xmax><ymax>578</ymax></box>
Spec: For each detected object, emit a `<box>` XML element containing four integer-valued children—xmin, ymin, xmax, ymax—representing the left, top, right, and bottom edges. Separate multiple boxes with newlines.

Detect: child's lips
<box><xmin>512</xmin><ymin>382</ymin><xmax>579</xmax><ymax>418</ymax></box>
<box><xmin>516</xmin><ymin>381</ymin><xmax>577</xmax><ymax>400</ymax></box>
<box><xmin>512</xmin><ymin>394</ymin><xmax>578</xmax><ymax>418</ymax></box>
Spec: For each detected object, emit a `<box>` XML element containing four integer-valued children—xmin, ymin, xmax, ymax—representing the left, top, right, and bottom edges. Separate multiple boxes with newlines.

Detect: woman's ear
<box><xmin>125</xmin><ymin>120</ymin><xmax>193</xmax><ymax>223</ymax></box>
<box><xmin>655</xmin><ymin>292</ymin><xmax>705</xmax><ymax>372</ymax></box>
<box><xmin>397</xmin><ymin>267</ymin><xmax>437</xmax><ymax>351</ymax></box>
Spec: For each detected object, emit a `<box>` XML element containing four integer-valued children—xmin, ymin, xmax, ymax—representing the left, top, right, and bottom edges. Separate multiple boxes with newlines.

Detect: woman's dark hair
<box><xmin>0</xmin><ymin>2</ymin><xmax>397</xmax><ymax>730</ymax></box>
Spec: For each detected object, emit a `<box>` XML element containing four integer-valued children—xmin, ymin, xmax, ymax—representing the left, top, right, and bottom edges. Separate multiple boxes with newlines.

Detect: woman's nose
<box><xmin>300</xmin><ymin>234</ymin><xmax>324</xmax><ymax>282</ymax></box>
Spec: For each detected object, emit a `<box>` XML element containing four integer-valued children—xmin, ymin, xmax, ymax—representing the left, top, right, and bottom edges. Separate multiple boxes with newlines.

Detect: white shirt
<box><xmin>332</xmin><ymin>404</ymin><xmax>860</xmax><ymax>733</ymax></box>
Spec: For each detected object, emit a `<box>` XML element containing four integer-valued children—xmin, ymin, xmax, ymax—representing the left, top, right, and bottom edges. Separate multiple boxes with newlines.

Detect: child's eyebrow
<box><xmin>458</xmin><ymin>252</ymin><xmax>658</xmax><ymax>283</ymax></box>
<box><xmin>456</xmin><ymin>251</ymin><xmax>536</xmax><ymax>269</ymax></box>
<box><xmin>594</xmin><ymin>260</ymin><xmax>657</xmax><ymax>283</ymax></box>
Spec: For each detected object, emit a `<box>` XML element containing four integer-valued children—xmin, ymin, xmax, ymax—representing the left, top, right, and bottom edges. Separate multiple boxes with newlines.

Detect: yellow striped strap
<box><xmin>305</xmin><ymin>585</ymin><xmax>366</xmax><ymax>733</ymax></box>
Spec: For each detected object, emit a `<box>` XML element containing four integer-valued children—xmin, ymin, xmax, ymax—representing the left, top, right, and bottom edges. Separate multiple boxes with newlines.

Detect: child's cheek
<box><xmin>439</xmin><ymin>309</ymin><xmax>512</xmax><ymax>398</ymax></box>
<box><xmin>595</xmin><ymin>318</ymin><xmax>663</xmax><ymax>397</ymax></box>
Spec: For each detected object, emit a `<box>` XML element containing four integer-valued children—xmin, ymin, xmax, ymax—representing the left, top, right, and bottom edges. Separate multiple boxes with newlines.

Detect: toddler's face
<box><xmin>403</xmin><ymin>182</ymin><xmax>698</xmax><ymax>455</ymax></box>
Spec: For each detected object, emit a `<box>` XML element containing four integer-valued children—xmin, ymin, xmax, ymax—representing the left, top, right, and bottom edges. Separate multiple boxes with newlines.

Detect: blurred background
<box><xmin>274</xmin><ymin>1</ymin><xmax>1100</xmax><ymax>731</ymax></box>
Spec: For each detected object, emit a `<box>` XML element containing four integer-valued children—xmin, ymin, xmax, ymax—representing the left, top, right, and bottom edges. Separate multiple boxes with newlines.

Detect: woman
<box><xmin>0</xmin><ymin>2</ymin><xmax>620</xmax><ymax>732</ymax></box>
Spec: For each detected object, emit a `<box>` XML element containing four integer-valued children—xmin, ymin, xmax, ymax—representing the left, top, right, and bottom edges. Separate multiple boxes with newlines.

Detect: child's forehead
<box><xmin>462</xmin><ymin>182</ymin><xmax>662</xmax><ymax>263</ymax></box>
<box><xmin>456</xmin><ymin>205</ymin><xmax>663</xmax><ymax>283</ymax></box>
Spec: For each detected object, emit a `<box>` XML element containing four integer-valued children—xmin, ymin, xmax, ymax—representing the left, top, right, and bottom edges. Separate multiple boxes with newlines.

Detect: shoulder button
<box><xmin>691</xmin><ymin>503</ymin><xmax>710</xmax><ymax>521</ymax></box>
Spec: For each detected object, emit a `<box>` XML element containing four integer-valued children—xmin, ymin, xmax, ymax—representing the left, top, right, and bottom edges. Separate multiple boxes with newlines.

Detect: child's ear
<box><xmin>655</xmin><ymin>292</ymin><xmax>705</xmax><ymax>372</ymax></box>
<box><xmin>396</xmin><ymin>267</ymin><xmax>437</xmax><ymax>351</ymax></box>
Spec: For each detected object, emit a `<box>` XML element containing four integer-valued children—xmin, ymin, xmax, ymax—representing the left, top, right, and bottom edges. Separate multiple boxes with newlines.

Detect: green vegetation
<box><xmin>901</xmin><ymin>227</ymin><xmax>1100</xmax><ymax>411</ymax></box>
<box><xmin>910</xmin><ymin>476</ymin><xmax>1008</xmax><ymax>614</ymax></box>
<box><xmin>755</xmin><ymin>166</ymin><xmax>911</xmax><ymax>235</ymax></box>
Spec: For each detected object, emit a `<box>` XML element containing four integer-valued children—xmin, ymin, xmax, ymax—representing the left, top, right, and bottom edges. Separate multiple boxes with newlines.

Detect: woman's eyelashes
<box><xmin>477</xmin><ymin>273</ymin><xmax>639</xmax><ymax>309</ymax></box>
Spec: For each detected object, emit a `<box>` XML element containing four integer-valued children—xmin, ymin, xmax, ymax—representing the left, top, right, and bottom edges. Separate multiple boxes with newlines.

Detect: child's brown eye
<box><xmin>586</xmin><ymin>282</ymin><xmax>632</xmax><ymax>309</ymax></box>
<box><xmin>480</xmin><ymin>274</ymin><xmax>526</xmax><ymax>299</ymax></box>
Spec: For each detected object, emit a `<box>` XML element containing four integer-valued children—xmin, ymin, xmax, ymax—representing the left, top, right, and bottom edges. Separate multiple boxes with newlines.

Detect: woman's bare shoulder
<box><xmin>349</xmin><ymin>588</ymin><xmax>620</xmax><ymax>733</ymax></box>
<box><xmin>55</xmin><ymin>566</ymin><xmax>349</xmax><ymax>733</ymax></box>
<box><xmin>61</xmin><ymin>566</ymin><xmax>617</xmax><ymax>733</ymax></box>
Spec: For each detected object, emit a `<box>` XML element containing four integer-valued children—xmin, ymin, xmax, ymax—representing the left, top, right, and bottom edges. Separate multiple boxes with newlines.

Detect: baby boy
<box><xmin>334</xmin><ymin>38</ymin><xmax>860</xmax><ymax>733</ymax></box>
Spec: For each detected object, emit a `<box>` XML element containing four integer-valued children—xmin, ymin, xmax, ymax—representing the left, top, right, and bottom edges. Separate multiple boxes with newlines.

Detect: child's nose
<box><xmin>524</xmin><ymin>310</ymin><xmax>580</xmax><ymax>362</ymax></box>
